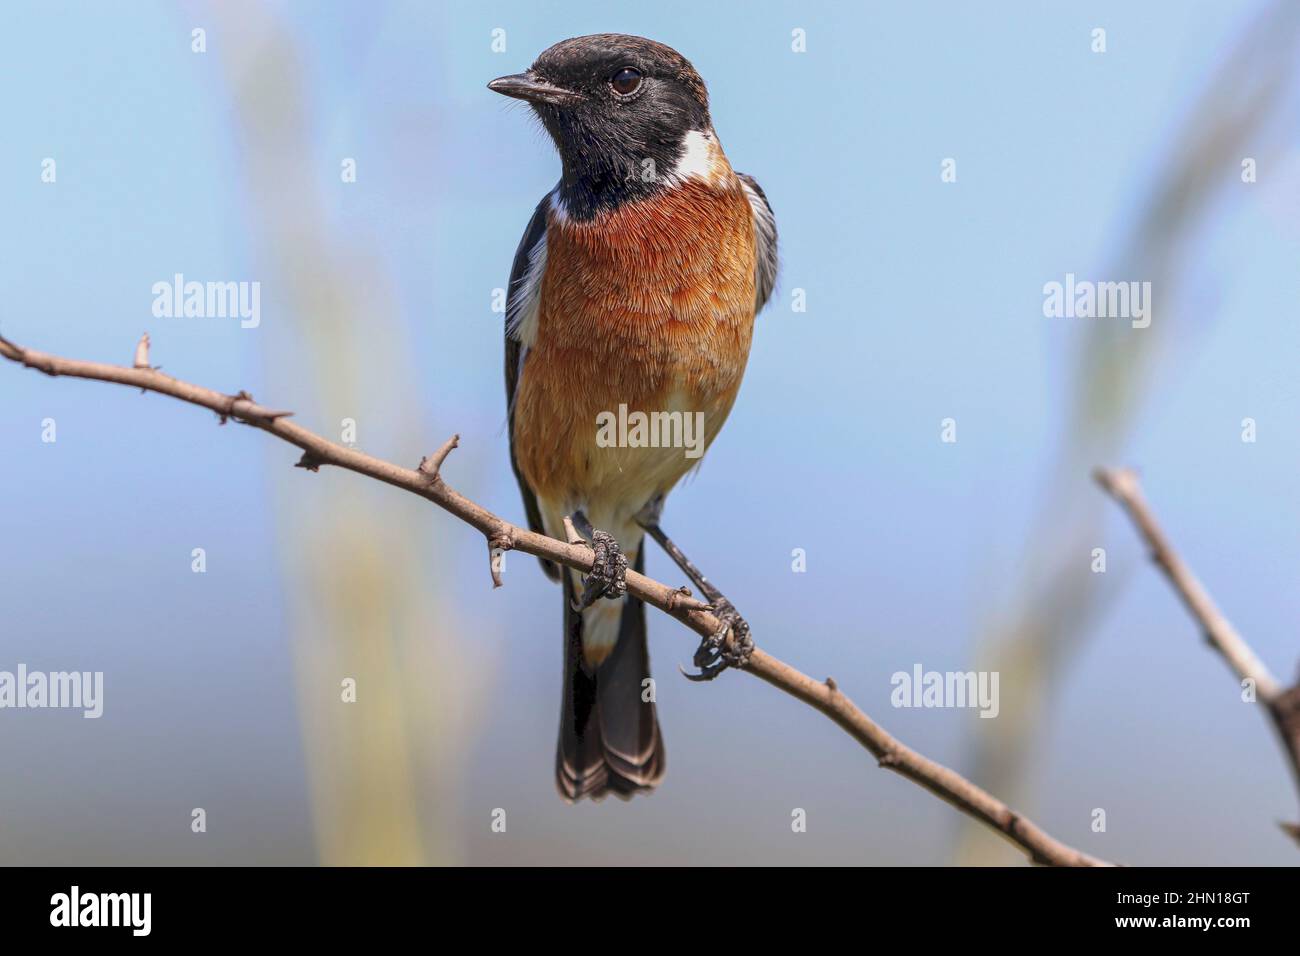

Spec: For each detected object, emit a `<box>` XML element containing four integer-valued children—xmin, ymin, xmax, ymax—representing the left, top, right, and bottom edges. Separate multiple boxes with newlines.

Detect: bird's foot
<box><xmin>571</xmin><ymin>529</ymin><xmax>628</xmax><ymax>611</ymax></box>
<box><xmin>682</xmin><ymin>597</ymin><xmax>753</xmax><ymax>682</ymax></box>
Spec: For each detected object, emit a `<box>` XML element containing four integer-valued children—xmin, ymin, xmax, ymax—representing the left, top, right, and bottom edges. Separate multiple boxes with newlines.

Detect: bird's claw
<box><xmin>680</xmin><ymin>598</ymin><xmax>753</xmax><ymax>682</ymax></box>
<box><xmin>571</xmin><ymin>529</ymin><xmax>628</xmax><ymax>610</ymax></box>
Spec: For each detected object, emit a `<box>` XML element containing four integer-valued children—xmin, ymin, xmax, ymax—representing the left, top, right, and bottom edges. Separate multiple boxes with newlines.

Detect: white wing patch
<box><xmin>739</xmin><ymin>176</ymin><xmax>778</xmax><ymax>313</ymax></box>
<box><xmin>506</xmin><ymin>225</ymin><xmax>547</xmax><ymax>354</ymax></box>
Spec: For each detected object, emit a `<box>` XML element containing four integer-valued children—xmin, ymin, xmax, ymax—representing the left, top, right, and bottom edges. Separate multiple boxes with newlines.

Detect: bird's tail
<box><xmin>555</xmin><ymin>548</ymin><xmax>665</xmax><ymax>801</ymax></box>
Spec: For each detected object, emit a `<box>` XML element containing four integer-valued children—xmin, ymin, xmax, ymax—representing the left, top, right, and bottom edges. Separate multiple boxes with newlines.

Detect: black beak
<box><xmin>488</xmin><ymin>72</ymin><xmax>583</xmax><ymax>107</ymax></box>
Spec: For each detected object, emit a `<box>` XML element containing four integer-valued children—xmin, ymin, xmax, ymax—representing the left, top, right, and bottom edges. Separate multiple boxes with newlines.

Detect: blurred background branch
<box><xmin>955</xmin><ymin>0</ymin><xmax>1300</xmax><ymax>864</ymax></box>
<box><xmin>1095</xmin><ymin>467</ymin><xmax>1300</xmax><ymax>845</ymax></box>
<box><xmin>209</xmin><ymin>1</ymin><xmax>484</xmax><ymax>865</ymax></box>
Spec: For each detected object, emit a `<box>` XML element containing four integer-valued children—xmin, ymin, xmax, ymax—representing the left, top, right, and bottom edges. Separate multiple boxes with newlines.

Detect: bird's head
<box><xmin>489</xmin><ymin>34</ymin><xmax>714</xmax><ymax>217</ymax></box>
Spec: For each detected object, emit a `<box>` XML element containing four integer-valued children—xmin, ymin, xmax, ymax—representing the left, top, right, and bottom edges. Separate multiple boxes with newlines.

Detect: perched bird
<box><xmin>490</xmin><ymin>34</ymin><xmax>777</xmax><ymax>801</ymax></box>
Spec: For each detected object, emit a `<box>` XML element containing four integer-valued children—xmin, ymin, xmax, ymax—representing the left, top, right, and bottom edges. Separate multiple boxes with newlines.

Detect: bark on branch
<box><xmin>1095</xmin><ymin>466</ymin><xmax>1300</xmax><ymax>845</ymax></box>
<box><xmin>0</xmin><ymin>333</ymin><xmax>1109</xmax><ymax>866</ymax></box>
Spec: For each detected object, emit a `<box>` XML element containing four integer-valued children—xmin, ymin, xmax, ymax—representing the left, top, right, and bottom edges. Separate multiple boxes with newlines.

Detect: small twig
<box><xmin>418</xmin><ymin>434</ymin><xmax>460</xmax><ymax>480</ymax></box>
<box><xmin>1095</xmin><ymin>466</ymin><xmax>1300</xmax><ymax>844</ymax></box>
<box><xmin>224</xmin><ymin>390</ymin><xmax>294</xmax><ymax>425</ymax></box>
<box><xmin>562</xmin><ymin>515</ymin><xmax>585</xmax><ymax>546</ymax></box>
<box><xmin>487</xmin><ymin>525</ymin><xmax>514</xmax><ymax>589</ymax></box>
<box><xmin>674</xmin><ymin>594</ymin><xmax>711</xmax><ymax>613</ymax></box>
<box><xmin>132</xmin><ymin>333</ymin><xmax>151</xmax><ymax>370</ymax></box>
<box><xmin>664</xmin><ymin>585</ymin><xmax>694</xmax><ymax>613</ymax></box>
<box><xmin>0</xmin><ymin>333</ymin><xmax>1111</xmax><ymax>867</ymax></box>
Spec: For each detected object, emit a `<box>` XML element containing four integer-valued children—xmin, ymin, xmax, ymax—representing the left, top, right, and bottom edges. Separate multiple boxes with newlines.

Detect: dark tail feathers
<box><xmin>555</xmin><ymin>549</ymin><xmax>665</xmax><ymax>801</ymax></box>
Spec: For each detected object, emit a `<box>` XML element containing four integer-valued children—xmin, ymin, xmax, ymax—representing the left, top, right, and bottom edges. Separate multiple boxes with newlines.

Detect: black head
<box><xmin>489</xmin><ymin>34</ymin><xmax>713</xmax><ymax>219</ymax></box>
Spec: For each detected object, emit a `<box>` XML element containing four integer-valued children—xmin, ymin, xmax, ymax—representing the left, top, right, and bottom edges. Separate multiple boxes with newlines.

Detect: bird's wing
<box><xmin>737</xmin><ymin>173</ymin><xmax>778</xmax><ymax>314</ymax></box>
<box><xmin>505</xmin><ymin>192</ymin><xmax>559</xmax><ymax>580</ymax></box>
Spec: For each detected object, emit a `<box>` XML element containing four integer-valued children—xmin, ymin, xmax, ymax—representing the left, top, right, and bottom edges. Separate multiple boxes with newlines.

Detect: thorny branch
<box><xmin>1095</xmin><ymin>467</ymin><xmax>1300</xmax><ymax>845</ymax></box>
<box><xmin>1</xmin><ymin>333</ymin><xmax>1110</xmax><ymax>866</ymax></box>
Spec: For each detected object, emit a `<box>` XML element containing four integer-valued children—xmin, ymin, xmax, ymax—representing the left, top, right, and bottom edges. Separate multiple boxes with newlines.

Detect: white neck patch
<box><xmin>548</xmin><ymin>188</ymin><xmax>569</xmax><ymax>223</ymax></box>
<box><xmin>671</xmin><ymin>128</ymin><xmax>716</xmax><ymax>182</ymax></box>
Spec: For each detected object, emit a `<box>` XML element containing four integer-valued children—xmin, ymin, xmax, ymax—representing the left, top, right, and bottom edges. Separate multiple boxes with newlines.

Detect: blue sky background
<box><xmin>2</xmin><ymin>1</ymin><xmax>1298</xmax><ymax>865</ymax></box>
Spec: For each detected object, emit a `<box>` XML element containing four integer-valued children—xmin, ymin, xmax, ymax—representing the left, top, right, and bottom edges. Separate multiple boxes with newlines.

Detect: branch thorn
<box><xmin>487</xmin><ymin>526</ymin><xmax>514</xmax><ymax>589</ymax></box>
<box><xmin>562</xmin><ymin>515</ymin><xmax>585</xmax><ymax>546</ymax></box>
<box><xmin>418</xmin><ymin>434</ymin><xmax>460</xmax><ymax>480</ymax></box>
<box><xmin>133</xmin><ymin>332</ymin><xmax>152</xmax><ymax>370</ymax></box>
<box><xmin>295</xmin><ymin>451</ymin><xmax>325</xmax><ymax>472</ymax></box>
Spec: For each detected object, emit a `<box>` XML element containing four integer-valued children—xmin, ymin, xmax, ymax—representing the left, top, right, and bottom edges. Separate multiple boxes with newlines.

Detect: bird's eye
<box><xmin>610</xmin><ymin>67</ymin><xmax>642</xmax><ymax>96</ymax></box>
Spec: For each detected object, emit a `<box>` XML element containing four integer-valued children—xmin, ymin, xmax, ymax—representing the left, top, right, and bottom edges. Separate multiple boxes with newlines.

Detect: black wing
<box><xmin>505</xmin><ymin>194</ymin><xmax>559</xmax><ymax>580</ymax></box>
<box><xmin>737</xmin><ymin>173</ymin><xmax>778</xmax><ymax>314</ymax></box>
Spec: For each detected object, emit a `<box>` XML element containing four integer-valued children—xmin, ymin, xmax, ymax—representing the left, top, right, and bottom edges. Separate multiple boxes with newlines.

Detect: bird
<box><xmin>489</xmin><ymin>34</ymin><xmax>777</xmax><ymax>802</ymax></box>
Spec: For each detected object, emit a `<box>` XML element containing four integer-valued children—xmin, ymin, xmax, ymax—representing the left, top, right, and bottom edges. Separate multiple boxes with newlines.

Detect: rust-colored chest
<box><xmin>513</xmin><ymin>174</ymin><xmax>757</xmax><ymax>501</ymax></box>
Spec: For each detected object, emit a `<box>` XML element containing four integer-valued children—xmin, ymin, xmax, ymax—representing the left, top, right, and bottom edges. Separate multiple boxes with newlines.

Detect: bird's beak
<box><xmin>488</xmin><ymin>72</ymin><xmax>583</xmax><ymax>107</ymax></box>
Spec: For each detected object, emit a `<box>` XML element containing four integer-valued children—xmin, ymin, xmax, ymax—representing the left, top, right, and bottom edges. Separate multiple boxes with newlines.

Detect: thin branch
<box><xmin>1</xmin><ymin>333</ymin><xmax>1110</xmax><ymax>866</ymax></box>
<box><xmin>1095</xmin><ymin>466</ymin><xmax>1300</xmax><ymax>844</ymax></box>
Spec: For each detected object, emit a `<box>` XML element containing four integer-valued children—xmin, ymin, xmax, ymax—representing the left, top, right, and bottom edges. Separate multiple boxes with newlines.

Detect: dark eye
<box><xmin>610</xmin><ymin>67</ymin><xmax>642</xmax><ymax>96</ymax></box>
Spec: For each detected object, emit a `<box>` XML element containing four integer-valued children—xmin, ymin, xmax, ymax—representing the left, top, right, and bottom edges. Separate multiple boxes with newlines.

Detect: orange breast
<box><xmin>512</xmin><ymin>173</ymin><xmax>758</xmax><ymax>509</ymax></box>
